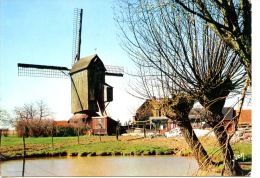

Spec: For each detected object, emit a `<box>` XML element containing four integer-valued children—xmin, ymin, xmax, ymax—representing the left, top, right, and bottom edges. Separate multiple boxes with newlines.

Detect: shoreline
<box><xmin>1</xmin><ymin>146</ymin><xmax>190</xmax><ymax>162</ymax></box>
<box><xmin>1</xmin><ymin>135</ymin><xmax>192</xmax><ymax>162</ymax></box>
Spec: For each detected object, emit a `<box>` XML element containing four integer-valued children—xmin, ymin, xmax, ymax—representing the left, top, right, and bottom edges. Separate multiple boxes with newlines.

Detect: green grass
<box><xmin>1</xmin><ymin>134</ymin><xmax>76</xmax><ymax>147</ymax></box>
<box><xmin>1</xmin><ymin>135</ymin><xmax>173</xmax><ymax>159</ymax></box>
<box><xmin>202</xmin><ymin>140</ymin><xmax>252</xmax><ymax>163</ymax></box>
<box><xmin>232</xmin><ymin>143</ymin><xmax>252</xmax><ymax>162</ymax></box>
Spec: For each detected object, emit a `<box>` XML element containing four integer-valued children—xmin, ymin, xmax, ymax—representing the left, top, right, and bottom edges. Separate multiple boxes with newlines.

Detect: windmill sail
<box><xmin>18</xmin><ymin>63</ymin><xmax>123</xmax><ymax>78</ymax></box>
<box><xmin>71</xmin><ymin>8</ymin><xmax>83</xmax><ymax>66</ymax></box>
<box><xmin>105</xmin><ymin>65</ymin><xmax>124</xmax><ymax>77</ymax></box>
<box><xmin>18</xmin><ymin>63</ymin><xmax>70</xmax><ymax>78</ymax></box>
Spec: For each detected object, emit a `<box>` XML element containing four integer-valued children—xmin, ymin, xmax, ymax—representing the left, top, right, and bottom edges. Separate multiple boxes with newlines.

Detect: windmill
<box><xmin>17</xmin><ymin>9</ymin><xmax>124</xmax><ymax>122</ymax></box>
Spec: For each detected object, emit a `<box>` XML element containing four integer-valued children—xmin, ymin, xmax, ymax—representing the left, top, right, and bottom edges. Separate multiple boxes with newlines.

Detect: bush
<box><xmin>16</xmin><ymin>118</ymin><xmax>53</xmax><ymax>137</ymax></box>
<box><xmin>53</xmin><ymin>126</ymin><xmax>86</xmax><ymax>137</ymax></box>
<box><xmin>54</xmin><ymin>126</ymin><xmax>76</xmax><ymax>137</ymax></box>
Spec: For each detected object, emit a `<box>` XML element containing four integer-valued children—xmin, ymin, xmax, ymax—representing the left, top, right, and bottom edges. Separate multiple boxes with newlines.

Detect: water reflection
<box><xmin>1</xmin><ymin>156</ymin><xmax>198</xmax><ymax>176</ymax></box>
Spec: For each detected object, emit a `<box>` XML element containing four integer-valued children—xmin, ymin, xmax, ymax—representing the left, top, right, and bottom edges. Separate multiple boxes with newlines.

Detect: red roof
<box><xmin>235</xmin><ymin>110</ymin><xmax>251</xmax><ymax>124</ymax></box>
<box><xmin>54</xmin><ymin>120</ymin><xmax>70</xmax><ymax>127</ymax></box>
<box><xmin>69</xmin><ymin>113</ymin><xmax>89</xmax><ymax>123</ymax></box>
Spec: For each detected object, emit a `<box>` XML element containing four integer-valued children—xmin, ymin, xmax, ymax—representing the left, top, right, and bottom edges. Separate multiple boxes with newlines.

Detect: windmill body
<box><xmin>70</xmin><ymin>54</ymin><xmax>113</xmax><ymax>115</ymax></box>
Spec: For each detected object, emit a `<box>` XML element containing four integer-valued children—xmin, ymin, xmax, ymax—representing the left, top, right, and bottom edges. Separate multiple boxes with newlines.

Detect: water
<box><xmin>1</xmin><ymin>156</ymin><xmax>198</xmax><ymax>176</ymax></box>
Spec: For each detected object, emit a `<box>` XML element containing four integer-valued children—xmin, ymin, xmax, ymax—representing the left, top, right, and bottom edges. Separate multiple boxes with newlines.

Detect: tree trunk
<box><xmin>177</xmin><ymin>117</ymin><xmax>212</xmax><ymax>169</ymax></box>
<box><xmin>165</xmin><ymin>95</ymin><xmax>213</xmax><ymax>170</ymax></box>
<box><xmin>203</xmin><ymin>109</ymin><xmax>243</xmax><ymax>176</ymax></box>
<box><xmin>212</xmin><ymin>121</ymin><xmax>243</xmax><ymax>176</ymax></box>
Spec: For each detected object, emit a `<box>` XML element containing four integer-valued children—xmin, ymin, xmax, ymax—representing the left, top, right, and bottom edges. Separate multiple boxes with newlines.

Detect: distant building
<box><xmin>235</xmin><ymin>109</ymin><xmax>252</xmax><ymax>127</ymax></box>
<box><xmin>189</xmin><ymin>107</ymin><xmax>252</xmax><ymax>132</ymax></box>
<box><xmin>135</xmin><ymin>96</ymin><xmax>174</xmax><ymax>120</ymax></box>
<box><xmin>135</xmin><ymin>97</ymin><xmax>251</xmax><ymax>133</ymax></box>
<box><xmin>135</xmin><ymin>97</ymin><xmax>176</xmax><ymax>133</ymax></box>
<box><xmin>92</xmin><ymin>116</ymin><xmax>118</xmax><ymax>135</ymax></box>
<box><xmin>68</xmin><ymin>113</ymin><xmax>118</xmax><ymax>135</ymax></box>
<box><xmin>54</xmin><ymin>121</ymin><xmax>70</xmax><ymax>127</ymax></box>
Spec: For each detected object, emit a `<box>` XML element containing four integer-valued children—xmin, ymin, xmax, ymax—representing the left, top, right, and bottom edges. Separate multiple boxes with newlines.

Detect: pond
<box><xmin>1</xmin><ymin>156</ymin><xmax>199</xmax><ymax>176</ymax></box>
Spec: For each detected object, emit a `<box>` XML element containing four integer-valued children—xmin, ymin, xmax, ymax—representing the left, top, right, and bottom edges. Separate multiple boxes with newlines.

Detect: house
<box><xmin>68</xmin><ymin>113</ymin><xmax>90</xmax><ymax>128</ymax></box>
<box><xmin>235</xmin><ymin>109</ymin><xmax>252</xmax><ymax>127</ymax></box>
<box><xmin>222</xmin><ymin>107</ymin><xmax>235</xmax><ymax>132</ymax></box>
<box><xmin>54</xmin><ymin>121</ymin><xmax>70</xmax><ymax>127</ymax></box>
<box><xmin>92</xmin><ymin>116</ymin><xmax>118</xmax><ymax>135</ymax></box>
<box><xmin>68</xmin><ymin>113</ymin><xmax>119</xmax><ymax>136</ymax></box>
<box><xmin>189</xmin><ymin>107</ymin><xmax>252</xmax><ymax>132</ymax></box>
<box><xmin>188</xmin><ymin>108</ymin><xmax>206</xmax><ymax>128</ymax></box>
<box><xmin>189</xmin><ymin>107</ymin><xmax>235</xmax><ymax>131</ymax></box>
<box><xmin>135</xmin><ymin>97</ymin><xmax>176</xmax><ymax>133</ymax></box>
<box><xmin>220</xmin><ymin>108</ymin><xmax>252</xmax><ymax>132</ymax></box>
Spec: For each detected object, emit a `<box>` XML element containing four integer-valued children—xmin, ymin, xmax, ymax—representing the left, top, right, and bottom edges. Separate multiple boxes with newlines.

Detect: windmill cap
<box><xmin>70</xmin><ymin>54</ymin><xmax>106</xmax><ymax>74</ymax></box>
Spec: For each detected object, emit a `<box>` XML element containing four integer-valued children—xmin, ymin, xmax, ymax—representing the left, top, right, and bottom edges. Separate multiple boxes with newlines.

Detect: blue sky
<box><xmin>0</xmin><ymin>0</ymin><xmax>142</xmax><ymax>123</ymax></box>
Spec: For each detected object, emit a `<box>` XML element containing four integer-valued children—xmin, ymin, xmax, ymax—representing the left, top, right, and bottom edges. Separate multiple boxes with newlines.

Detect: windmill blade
<box><xmin>71</xmin><ymin>8</ymin><xmax>83</xmax><ymax>66</ymax></box>
<box><xmin>18</xmin><ymin>63</ymin><xmax>70</xmax><ymax>78</ymax></box>
<box><xmin>105</xmin><ymin>65</ymin><xmax>124</xmax><ymax>77</ymax></box>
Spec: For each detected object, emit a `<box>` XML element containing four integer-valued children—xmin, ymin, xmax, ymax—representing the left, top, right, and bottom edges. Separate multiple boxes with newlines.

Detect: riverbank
<box><xmin>1</xmin><ymin>134</ymin><xmax>252</xmax><ymax>172</ymax></box>
<box><xmin>1</xmin><ymin>135</ymin><xmax>188</xmax><ymax>160</ymax></box>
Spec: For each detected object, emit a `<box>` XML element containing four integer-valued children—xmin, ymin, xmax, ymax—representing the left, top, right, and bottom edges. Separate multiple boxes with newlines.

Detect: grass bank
<box><xmin>1</xmin><ymin>134</ymin><xmax>251</xmax><ymax>167</ymax></box>
<box><xmin>1</xmin><ymin>135</ymin><xmax>185</xmax><ymax>160</ymax></box>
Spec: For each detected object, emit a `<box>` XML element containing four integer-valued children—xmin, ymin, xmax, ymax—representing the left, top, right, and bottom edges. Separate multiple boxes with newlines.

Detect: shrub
<box><xmin>16</xmin><ymin>118</ymin><xmax>53</xmax><ymax>137</ymax></box>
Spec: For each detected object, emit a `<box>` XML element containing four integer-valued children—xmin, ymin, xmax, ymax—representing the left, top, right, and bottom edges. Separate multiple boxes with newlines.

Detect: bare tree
<box><xmin>0</xmin><ymin>108</ymin><xmax>11</xmax><ymax>160</ymax></box>
<box><xmin>36</xmin><ymin>99</ymin><xmax>52</xmax><ymax>122</ymax></box>
<box><xmin>174</xmin><ymin>0</ymin><xmax>251</xmax><ymax>83</ymax></box>
<box><xmin>0</xmin><ymin>108</ymin><xmax>11</xmax><ymax>128</ymax></box>
<box><xmin>14</xmin><ymin>100</ymin><xmax>54</xmax><ymax>137</ymax></box>
<box><xmin>115</xmin><ymin>0</ymin><xmax>246</xmax><ymax>175</ymax></box>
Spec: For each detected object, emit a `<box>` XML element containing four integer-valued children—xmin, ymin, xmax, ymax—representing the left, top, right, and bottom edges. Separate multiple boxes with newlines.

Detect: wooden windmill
<box><xmin>17</xmin><ymin>9</ymin><xmax>124</xmax><ymax>120</ymax></box>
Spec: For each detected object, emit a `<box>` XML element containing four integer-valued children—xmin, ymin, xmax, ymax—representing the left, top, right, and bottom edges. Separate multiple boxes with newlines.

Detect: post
<box><xmin>22</xmin><ymin>157</ymin><xmax>25</xmax><ymax>177</ymax></box>
<box><xmin>22</xmin><ymin>126</ymin><xmax>26</xmax><ymax>177</ymax></box>
<box><xmin>98</xmin><ymin>123</ymin><xmax>102</xmax><ymax>142</ymax></box>
<box><xmin>77</xmin><ymin>127</ymin><xmax>80</xmax><ymax>144</ymax></box>
<box><xmin>143</xmin><ymin>123</ymin><xmax>146</xmax><ymax>138</ymax></box>
<box><xmin>116</xmin><ymin>125</ymin><xmax>119</xmax><ymax>140</ymax></box>
<box><xmin>99</xmin><ymin>128</ymin><xmax>101</xmax><ymax>142</ymax></box>
<box><xmin>52</xmin><ymin>120</ymin><xmax>54</xmax><ymax>149</ymax></box>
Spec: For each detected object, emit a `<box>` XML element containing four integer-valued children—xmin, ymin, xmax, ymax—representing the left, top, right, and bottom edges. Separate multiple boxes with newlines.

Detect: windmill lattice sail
<box><xmin>105</xmin><ymin>65</ymin><xmax>124</xmax><ymax>77</ymax></box>
<box><xmin>18</xmin><ymin>63</ymin><xmax>70</xmax><ymax>78</ymax></box>
<box><xmin>71</xmin><ymin>8</ymin><xmax>83</xmax><ymax>66</ymax></box>
<box><xmin>18</xmin><ymin>63</ymin><xmax>123</xmax><ymax>78</ymax></box>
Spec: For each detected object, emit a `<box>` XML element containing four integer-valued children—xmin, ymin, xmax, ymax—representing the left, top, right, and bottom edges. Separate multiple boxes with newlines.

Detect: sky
<box><xmin>0</xmin><ymin>0</ymin><xmax>255</xmax><ymax>125</ymax></box>
<box><xmin>0</xmin><ymin>0</ymin><xmax>143</xmax><ymax>124</ymax></box>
